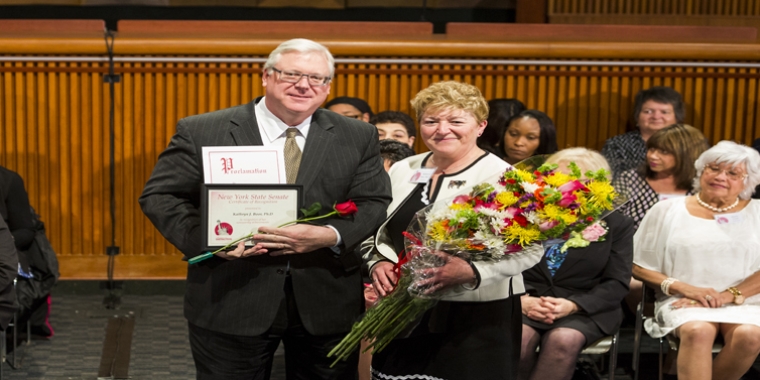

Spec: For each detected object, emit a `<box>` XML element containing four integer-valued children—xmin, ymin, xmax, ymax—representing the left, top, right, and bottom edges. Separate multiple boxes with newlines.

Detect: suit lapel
<box><xmin>297</xmin><ymin>112</ymin><xmax>335</xmax><ymax>189</ymax></box>
<box><xmin>229</xmin><ymin>99</ymin><xmax>264</xmax><ymax>146</ymax></box>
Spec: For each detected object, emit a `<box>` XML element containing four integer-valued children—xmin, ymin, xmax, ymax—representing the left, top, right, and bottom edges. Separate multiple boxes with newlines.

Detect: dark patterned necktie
<box><xmin>284</xmin><ymin>128</ymin><xmax>302</xmax><ymax>184</ymax></box>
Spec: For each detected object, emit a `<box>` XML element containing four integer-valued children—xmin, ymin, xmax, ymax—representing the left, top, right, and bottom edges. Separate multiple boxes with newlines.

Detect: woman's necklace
<box><xmin>696</xmin><ymin>192</ymin><xmax>740</xmax><ymax>213</ymax></box>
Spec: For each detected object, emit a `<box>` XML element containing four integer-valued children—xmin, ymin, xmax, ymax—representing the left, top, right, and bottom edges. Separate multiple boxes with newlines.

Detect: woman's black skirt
<box><xmin>371</xmin><ymin>296</ymin><xmax>521</xmax><ymax>380</ymax></box>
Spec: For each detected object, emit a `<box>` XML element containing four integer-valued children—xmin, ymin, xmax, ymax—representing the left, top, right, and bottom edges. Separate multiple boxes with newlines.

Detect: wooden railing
<box><xmin>1</xmin><ymin>33</ymin><xmax>759</xmax><ymax>279</ymax></box>
<box><xmin>549</xmin><ymin>0</ymin><xmax>760</xmax><ymax>16</ymax></box>
<box><xmin>547</xmin><ymin>0</ymin><xmax>760</xmax><ymax>31</ymax></box>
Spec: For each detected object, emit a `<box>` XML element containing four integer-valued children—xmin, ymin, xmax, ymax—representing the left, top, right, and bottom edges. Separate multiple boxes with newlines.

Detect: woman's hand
<box><xmin>370</xmin><ymin>261</ymin><xmax>398</xmax><ymax>298</ymax></box>
<box><xmin>414</xmin><ymin>251</ymin><xmax>476</xmax><ymax>295</ymax></box>
<box><xmin>670</xmin><ymin>282</ymin><xmax>723</xmax><ymax>308</ymax></box>
<box><xmin>540</xmin><ymin>296</ymin><xmax>579</xmax><ymax>320</ymax></box>
<box><xmin>522</xmin><ymin>295</ymin><xmax>554</xmax><ymax>324</ymax></box>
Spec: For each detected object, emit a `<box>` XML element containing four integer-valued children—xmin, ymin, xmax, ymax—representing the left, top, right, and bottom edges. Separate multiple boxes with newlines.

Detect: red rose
<box><xmin>334</xmin><ymin>200</ymin><xmax>358</xmax><ymax>216</ymax></box>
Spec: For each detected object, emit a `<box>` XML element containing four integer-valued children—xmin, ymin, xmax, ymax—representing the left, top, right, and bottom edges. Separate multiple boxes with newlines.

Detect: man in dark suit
<box><xmin>139</xmin><ymin>38</ymin><xmax>391</xmax><ymax>380</ymax></box>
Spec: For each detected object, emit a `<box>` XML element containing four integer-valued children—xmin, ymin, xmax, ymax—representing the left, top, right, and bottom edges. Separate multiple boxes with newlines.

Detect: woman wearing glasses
<box><xmin>602</xmin><ymin>86</ymin><xmax>685</xmax><ymax>179</ymax></box>
<box><xmin>633</xmin><ymin>140</ymin><xmax>760</xmax><ymax>380</ymax></box>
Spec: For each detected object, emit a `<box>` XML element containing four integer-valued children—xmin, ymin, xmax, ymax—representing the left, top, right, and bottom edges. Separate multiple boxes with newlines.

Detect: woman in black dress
<box><xmin>518</xmin><ymin>148</ymin><xmax>634</xmax><ymax>380</ymax></box>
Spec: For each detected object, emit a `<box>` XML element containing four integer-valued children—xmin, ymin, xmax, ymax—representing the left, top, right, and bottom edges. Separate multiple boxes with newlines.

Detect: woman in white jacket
<box><xmin>367</xmin><ymin>81</ymin><xmax>543</xmax><ymax>380</ymax></box>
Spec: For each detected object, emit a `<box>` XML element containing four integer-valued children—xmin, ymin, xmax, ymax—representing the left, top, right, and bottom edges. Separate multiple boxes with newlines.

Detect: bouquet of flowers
<box><xmin>327</xmin><ymin>159</ymin><xmax>618</xmax><ymax>365</ymax></box>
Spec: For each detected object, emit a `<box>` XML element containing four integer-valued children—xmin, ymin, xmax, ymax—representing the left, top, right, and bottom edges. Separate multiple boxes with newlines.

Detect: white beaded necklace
<box><xmin>696</xmin><ymin>193</ymin><xmax>740</xmax><ymax>213</ymax></box>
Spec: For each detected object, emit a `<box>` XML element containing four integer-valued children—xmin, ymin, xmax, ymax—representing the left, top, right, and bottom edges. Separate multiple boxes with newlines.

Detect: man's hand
<box><xmin>253</xmin><ymin>224</ymin><xmax>338</xmax><ymax>256</ymax></box>
<box><xmin>215</xmin><ymin>240</ymin><xmax>265</xmax><ymax>260</ymax></box>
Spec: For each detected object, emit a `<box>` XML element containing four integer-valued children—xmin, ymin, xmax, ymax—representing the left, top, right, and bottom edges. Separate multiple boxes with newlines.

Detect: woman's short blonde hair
<box><xmin>546</xmin><ymin>147</ymin><xmax>611</xmax><ymax>179</ymax></box>
<box><xmin>410</xmin><ymin>81</ymin><xmax>489</xmax><ymax>123</ymax></box>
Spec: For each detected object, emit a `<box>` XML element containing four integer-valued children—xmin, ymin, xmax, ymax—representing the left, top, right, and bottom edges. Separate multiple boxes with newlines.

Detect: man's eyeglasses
<box><xmin>270</xmin><ymin>67</ymin><xmax>331</xmax><ymax>87</ymax></box>
<box><xmin>703</xmin><ymin>164</ymin><xmax>747</xmax><ymax>181</ymax></box>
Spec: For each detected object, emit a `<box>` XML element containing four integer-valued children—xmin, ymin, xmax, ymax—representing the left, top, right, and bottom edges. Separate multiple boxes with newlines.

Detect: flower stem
<box><xmin>277</xmin><ymin>211</ymin><xmax>337</xmax><ymax>228</ymax></box>
<box><xmin>188</xmin><ymin>232</ymin><xmax>253</xmax><ymax>265</ymax></box>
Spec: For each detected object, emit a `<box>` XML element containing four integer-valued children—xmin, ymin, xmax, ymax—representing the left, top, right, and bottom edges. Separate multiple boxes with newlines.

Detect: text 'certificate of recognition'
<box><xmin>202</xmin><ymin>146</ymin><xmax>286</xmax><ymax>184</ymax></box>
<box><xmin>202</xmin><ymin>185</ymin><xmax>302</xmax><ymax>250</ymax></box>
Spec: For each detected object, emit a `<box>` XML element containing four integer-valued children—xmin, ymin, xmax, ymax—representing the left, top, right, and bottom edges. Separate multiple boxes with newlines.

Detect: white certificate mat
<box><xmin>201</xmin><ymin>185</ymin><xmax>301</xmax><ymax>249</ymax></box>
<box><xmin>202</xmin><ymin>146</ymin><xmax>286</xmax><ymax>184</ymax></box>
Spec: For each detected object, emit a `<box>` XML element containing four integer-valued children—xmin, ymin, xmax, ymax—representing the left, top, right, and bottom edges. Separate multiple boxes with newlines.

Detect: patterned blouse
<box><xmin>613</xmin><ymin>169</ymin><xmax>691</xmax><ymax>231</ymax></box>
<box><xmin>601</xmin><ymin>131</ymin><xmax>646</xmax><ymax>179</ymax></box>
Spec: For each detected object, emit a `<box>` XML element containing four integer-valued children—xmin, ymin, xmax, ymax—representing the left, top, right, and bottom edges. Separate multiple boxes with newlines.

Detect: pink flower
<box><xmin>557</xmin><ymin>192</ymin><xmax>577</xmax><ymax>208</ymax></box>
<box><xmin>558</xmin><ymin>180</ymin><xmax>586</xmax><ymax>193</ymax></box>
<box><xmin>503</xmin><ymin>207</ymin><xmax>521</xmax><ymax>219</ymax></box>
<box><xmin>581</xmin><ymin>223</ymin><xmax>607</xmax><ymax>242</ymax></box>
<box><xmin>539</xmin><ymin>220</ymin><xmax>559</xmax><ymax>231</ymax></box>
<box><xmin>452</xmin><ymin>195</ymin><xmax>471</xmax><ymax>204</ymax></box>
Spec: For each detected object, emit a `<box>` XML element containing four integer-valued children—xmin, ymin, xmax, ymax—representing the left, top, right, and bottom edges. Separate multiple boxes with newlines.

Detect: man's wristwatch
<box><xmin>726</xmin><ymin>287</ymin><xmax>745</xmax><ymax>305</ymax></box>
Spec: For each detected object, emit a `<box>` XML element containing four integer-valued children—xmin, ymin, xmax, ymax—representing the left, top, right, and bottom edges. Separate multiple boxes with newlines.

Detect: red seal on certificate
<box><xmin>214</xmin><ymin>221</ymin><xmax>234</xmax><ymax>236</ymax></box>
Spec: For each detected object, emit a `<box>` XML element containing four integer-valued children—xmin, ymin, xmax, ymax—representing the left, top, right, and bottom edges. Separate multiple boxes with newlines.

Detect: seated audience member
<box><xmin>500</xmin><ymin>110</ymin><xmax>558</xmax><ymax>165</ymax></box>
<box><xmin>519</xmin><ymin>148</ymin><xmax>634</xmax><ymax>380</ymax></box>
<box><xmin>614</xmin><ymin>124</ymin><xmax>708</xmax><ymax>230</ymax></box>
<box><xmin>379</xmin><ymin>139</ymin><xmax>416</xmax><ymax>171</ymax></box>
<box><xmin>614</xmin><ymin>124</ymin><xmax>708</xmax><ymax>336</ymax></box>
<box><xmin>0</xmin><ymin>165</ymin><xmax>35</xmax><ymax>252</ymax></box>
<box><xmin>479</xmin><ymin>98</ymin><xmax>526</xmax><ymax>156</ymax></box>
<box><xmin>633</xmin><ymin>141</ymin><xmax>760</xmax><ymax>380</ymax></box>
<box><xmin>602</xmin><ymin>86</ymin><xmax>685</xmax><ymax>178</ymax></box>
<box><xmin>0</xmin><ymin>218</ymin><xmax>17</xmax><ymax>331</ymax></box>
<box><xmin>325</xmin><ymin>96</ymin><xmax>373</xmax><ymax>122</ymax></box>
<box><xmin>370</xmin><ymin>111</ymin><xmax>417</xmax><ymax>148</ymax></box>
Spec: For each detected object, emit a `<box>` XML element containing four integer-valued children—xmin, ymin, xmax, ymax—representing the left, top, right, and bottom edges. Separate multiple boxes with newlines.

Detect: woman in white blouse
<box><xmin>633</xmin><ymin>140</ymin><xmax>760</xmax><ymax>380</ymax></box>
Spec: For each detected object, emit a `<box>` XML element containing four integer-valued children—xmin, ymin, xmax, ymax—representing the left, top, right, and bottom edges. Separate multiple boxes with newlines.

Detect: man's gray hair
<box><xmin>263</xmin><ymin>38</ymin><xmax>335</xmax><ymax>77</ymax></box>
<box><xmin>693</xmin><ymin>140</ymin><xmax>760</xmax><ymax>199</ymax></box>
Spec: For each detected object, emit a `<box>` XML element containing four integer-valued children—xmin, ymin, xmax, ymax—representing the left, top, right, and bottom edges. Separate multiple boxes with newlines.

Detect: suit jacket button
<box><xmin>276</xmin><ymin>269</ymin><xmax>285</xmax><ymax>275</ymax></box>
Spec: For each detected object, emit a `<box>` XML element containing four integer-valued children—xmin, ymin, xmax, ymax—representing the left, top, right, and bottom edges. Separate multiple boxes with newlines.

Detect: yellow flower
<box><xmin>586</xmin><ymin>181</ymin><xmax>616</xmax><ymax>210</ymax></box>
<box><xmin>449</xmin><ymin>203</ymin><xmax>472</xmax><ymax>211</ymax></box>
<box><xmin>495</xmin><ymin>191</ymin><xmax>519</xmax><ymax>209</ymax></box>
<box><xmin>543</xmin><ymin>172</ymin><xmax>573</xmax><ymax>188</ymax></box>
<box><xmin>519</xmin><ymin>200</ymin><xmax>532</xmax><ymax>208</ymax></box>
<box><xmin>540</xmin><ymin>204</ymin><xmax>577</xmax><ymax>225</ymax></box>
<box><xmin>427</xmin><ymin>221</ymin><xmax>450</xmax><ymax>242</ymax></box>
<box><xmin>574</xmin><ymin>192</ymin><xmax>590</xmax><ymax>214</ymax></box>
<box><xmin>504</xmin><ymin>224</ymin><xmax>541</xmax><ymax>246</ymax></box>
<box><xmin>515</xmin><ymin>169</ymin><xmax>535</xmax><ymax>183</ymax></box>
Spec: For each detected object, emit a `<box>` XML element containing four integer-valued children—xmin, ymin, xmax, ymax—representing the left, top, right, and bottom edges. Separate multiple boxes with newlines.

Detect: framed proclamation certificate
<box><xmin>201</xmin><ymin>184</ymin><xmax>302</xmax><ymax>251</ymax></box>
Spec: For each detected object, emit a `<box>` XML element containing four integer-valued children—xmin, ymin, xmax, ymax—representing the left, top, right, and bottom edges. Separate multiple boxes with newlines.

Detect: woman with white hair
<box><xmin>633</xmin><ymin>140</ymin><xmax>760</xmax><ymax>380</ymax></box>
<box><xmin>519</xmin><ymin>148</ymin><xmax>634</xmax><ymax>380</ymax></box>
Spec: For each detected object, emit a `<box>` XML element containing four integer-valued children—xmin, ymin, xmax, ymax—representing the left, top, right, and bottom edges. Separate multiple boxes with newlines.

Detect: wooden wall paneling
<box><xmin>566</xmin><ymin>66</ymin><xmax>580</xmax><ymax>147</ymax></box>
<box><xmin>138</xmin><ymin>64</ymin><xmax>152</xmax><ymax>257</ymax></box>
<box><xmin>746</xmin><ymin>69</ymin><xmax>758</xmax><ymax>142</ymax></box>
<box><xmin>726</xmin><ymin>67</ymin><xmax>738</xmax><ymax>141</ymax></box>
<box><xmin>734</xmin><ymin>67</ymin><xmax>747</xmax><ymax>141</ymax></box>
<box><xmin>71</xmin><ymin>65</ymin><xmax>83</xmax><ymax>256</ymax></box>
<box><xmin>399</xmin><ymin>64</ymin><xmax>410</xmax><ymax>115</ymax></box>
<box><xmin>546</xmin><ymin>69</ymin><xmax>558</xmax><ymax>139</ymax></box>
<box><xmin>555</xmin><ymin>66</ymin><xmax>567</xmax><ymax>149</ymax></box>
<box><xmin>577</xmin><ymin>68</ymin><xmax>591</xmax><ymax>148</ymax></box>
<box><xmin>389</xmin><ymin>64</ymin><xmax>400</xmax><ymax>111</ymax></box>
<box><xmin>587</xmin><ymin>66</ymin><xmax>600</xmax><ymax>149</ymax></box>
<box><xmin>58</xmin><ymin>65</ymin><xmax>72</xmax><ymax>255</ymax></box>
<box><xmin>702</xmin><ymin>67</ymin><xmax>716</xmax><ymax>143</ymax></box>
<box><xmin>692</xmin><ymin>66</ymin><xmax>704</xmax><ymax>133</ymax></box>
<box><xmin>597</xmin><ymin>66</ymin><xmax>610</xmax><ymax>147</ymax></box>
